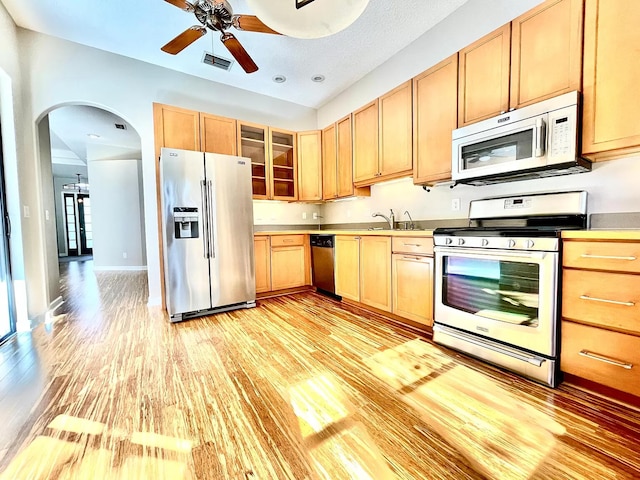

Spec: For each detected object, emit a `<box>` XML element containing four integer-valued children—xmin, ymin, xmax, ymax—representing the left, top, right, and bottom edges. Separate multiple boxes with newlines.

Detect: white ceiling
<box><xmin>48</xmin><ymin>106</ymin><xmax>141</xmax><ymax>179</ymax></box>
<box><xmin>2</xmin><ymin>0</ymin><xmax>469</xmax><ymax>108</ymax></box>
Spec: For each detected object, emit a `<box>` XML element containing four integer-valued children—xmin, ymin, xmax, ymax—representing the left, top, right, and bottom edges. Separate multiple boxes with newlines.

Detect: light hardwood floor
<box><xmin>1</xmin><ymin>260</ymin><xmax>639</xmax><ymax>479</ymax></box>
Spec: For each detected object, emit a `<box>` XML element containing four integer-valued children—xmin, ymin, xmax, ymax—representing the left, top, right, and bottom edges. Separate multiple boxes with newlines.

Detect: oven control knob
<box><xmin>458</xmin><ymin>238</ymin><xmax>465</xmax><ymax>246</ymax></box>
<box><xmin>508</xmin><ymin>239</ymin><xmax>517</xmax><ymax>248</ymax></box>
<box><xmin>445</xmin><ymin>237</ymin><xmax>453</xmax><ymax>245</ymax></box>
<box><xmin>526</xmin><ymin>240</ymin><xmax>535</xmax><ymax>249</ymax></box>
<box><xmin>481</xmin><ymin>239</ymin><xmax>489</xmax><ymax>247</ymax></box>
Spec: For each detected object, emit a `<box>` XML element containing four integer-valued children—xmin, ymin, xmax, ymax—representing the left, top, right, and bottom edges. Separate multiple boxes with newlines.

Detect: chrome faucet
<box><xmin>372</xmin><ymin>209</ymin><xmax>395</xmax><ymax>230</ymax></box>
<box><xmin>403</xmin><ymin>210</ymin><xmax>415</xmax><ymax>230</ymax></box>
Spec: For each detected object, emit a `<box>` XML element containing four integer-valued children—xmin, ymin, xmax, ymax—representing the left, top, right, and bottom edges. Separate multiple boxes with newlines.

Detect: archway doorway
<box><xmin>39</xmin><ymin>105</ymin><xmax>145</xmax><ymax>308</ymax></box>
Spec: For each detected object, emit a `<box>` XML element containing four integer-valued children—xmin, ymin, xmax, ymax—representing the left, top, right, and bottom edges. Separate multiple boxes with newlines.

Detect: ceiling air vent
<box><xmin>114</xmin><ymin>123</ymin><xmax>127</xmax><ymax>130</ymax></box>
<box><xmin>202</xmin><ymin>52</ymin><xmax>234</xmax><ymax>71</ymax></box>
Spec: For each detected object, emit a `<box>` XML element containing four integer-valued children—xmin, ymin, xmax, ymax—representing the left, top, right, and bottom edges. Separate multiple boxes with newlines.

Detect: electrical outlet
<box><xmin>313</xmin><ymin>212</ymin><xmax>318</xmax><ymax>220</ymax></box>
<box><xmin>23</xmin><ymin>206</ymin><xmax>30</xmax><ymax>218</ymax></box>
<box><xmin>302</xmin><ymin>212</ymin><xmax>307</xmax><ymax>220</ymax></box>
<box><xmin>452</xmin><ymin>198</ymin><xmax>461</xmax><ymax>211</ymax></box>
<box><xmin>122</xmin><ymin>252</ymin><xmax>128</xmax><ymax>259</ymax></box>
<box><xmin>45</xmin><ymin>210</ymin><xmax>50</xmax><ymax>221</ymax></box>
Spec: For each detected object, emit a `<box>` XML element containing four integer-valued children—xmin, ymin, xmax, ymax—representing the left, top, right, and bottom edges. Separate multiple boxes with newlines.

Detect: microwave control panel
<box><xmin>548</xmin><ymin>104</ymin><xmax>578</xmax><ymax>159</ymax></box>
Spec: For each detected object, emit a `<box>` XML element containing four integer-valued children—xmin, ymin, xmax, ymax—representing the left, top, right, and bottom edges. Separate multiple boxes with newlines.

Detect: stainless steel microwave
<box><xmin>451</xmin><ymin>91</ymin><xmax>590</xmax><ymax>186</ymax></box>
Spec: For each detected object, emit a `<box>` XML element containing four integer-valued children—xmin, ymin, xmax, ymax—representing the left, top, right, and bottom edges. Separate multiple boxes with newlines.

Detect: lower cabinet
<box><xmin>254</xmin><ymin>234</ymin><xmax>310</xmax><ymax>293</ymax></box>
<box><xmin>335</xmin><ymin>236</ymin><xmax>361</xmax><ymax>302</ymax></box>
<box><xmin>335</xmin><ymin>235</ymin><xmax>392</xmax><ymax>312</ymax></box>
<box><xmin>392</xmin><ymin>254</ymin><xmax>434</xmax><ymax>326</ymax></box>
<box><xmin>561</xmin><ymin>236</ymin><xmax>640</xmax><ymax>398</ymax></box>
<box><xmin>360</xmin><ymin>236</ymin><xmax>392</xmax><ymax>312</ymax></box>
<box><xmin>254</xmin><ymin>236</ymin><xmax>271</xmax><ymax>293</ymax></box>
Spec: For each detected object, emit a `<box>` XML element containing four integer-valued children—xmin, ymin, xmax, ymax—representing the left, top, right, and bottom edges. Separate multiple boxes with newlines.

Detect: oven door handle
<box><xmin>434</xmin><ymin>246</ymin><xmax>549</xmax><ymax>261</ymax></box>
<box><xmin>434</xmin><ymin>325</ymin><xmax>545</xmax><ymax>367</ymax></box>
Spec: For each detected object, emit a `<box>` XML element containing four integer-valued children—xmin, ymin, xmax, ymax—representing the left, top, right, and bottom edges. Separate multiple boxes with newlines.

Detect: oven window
<box><xmin>442</xmin><ymin>256</ymin><xmax>539</xmax><ymax>327</ymax></box>
<box><xmin>461</xmin><ymin>129</ymin><xmax>534</xmax><ymax>170</ymax></box>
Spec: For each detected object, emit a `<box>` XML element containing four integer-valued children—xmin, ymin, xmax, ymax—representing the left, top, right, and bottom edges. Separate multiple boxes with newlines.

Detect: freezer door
<box><xmin>205</xmin><ymin>153</ymin><xmax>256</xmax><ymax>307</ymax></box>
<box><xmin>160</xmin><ymin>148</ymin><xmax>212</xmax><ymax>316</ymax></box>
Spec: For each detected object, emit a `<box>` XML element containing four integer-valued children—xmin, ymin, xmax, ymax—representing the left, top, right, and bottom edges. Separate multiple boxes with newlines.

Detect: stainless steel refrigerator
<box><xmin>160</xmin><ymin>148</ymin><xmax>256</xmax><ymax>322</ymax></box>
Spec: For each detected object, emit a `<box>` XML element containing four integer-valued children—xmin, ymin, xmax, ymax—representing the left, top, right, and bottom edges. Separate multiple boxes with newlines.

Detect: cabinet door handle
<box><xmin>580</xmin><ymin>254</ymin><xmax>637</xmax><ymax>261</ymax></box>
<box><xmin>579</xmin><ymin>350</ymin><xmax>633</xmax><ymax>369</ymax></box>
<box><xmin>354</xmin><ymin>236</ymin><xmax>361</xmax><ymax>240</ymax></box>
<box><xmin>579</xmin><ymin>295</ymin><xmax>635</xmax><ymax>307</ymax></box>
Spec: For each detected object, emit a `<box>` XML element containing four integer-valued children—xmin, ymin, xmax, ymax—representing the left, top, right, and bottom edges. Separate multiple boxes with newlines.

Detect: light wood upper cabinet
<box><xmin>379</xmin><ymin>81</ymin><xmax>413</xmax><ymax>177</ymax></box>
<box><xmin>413</xmin><ymin>54</ymin><xmax>458</xmax><ymax>185</ymax></box>
<box><xmin>270</xmin><ymin>128</ymin><xmax>297</xmax><ymax>201</ymax></box>
<box><xmin>360</xmin><ymin>236</ymin><xmax>392</xmax><ymax>312</ymax></box>
<box><xmin>254</xmin><ymin>236</ymin><xmax>271</xmax><ymax>294</ymax></box>
<box><xmin>582</xmin><ymin>0</ymin><xmax>640</xmax><ymax>160</ymax></box>
<box><xmin>458</xmin><ymin>24</ymin><xmax>511</xmax><ymax>126</ymax></box>
<box><xmin>510</xmin><ymin>0</ymin><xmax>583</xmax><ymax>110</ymax></box>
<box><xmin>335</xmin><ymin>236</ymin><xmax>361</xmax><ymax>302</ymax></box>
<box><xmin>297</xmin><ymin>130</ymin><xmax>322</xmax><ymax>202</ymax></box>
<box><xmin>153</xmin><ymin>103</ymin><xmax>200</xmax><ymax>159</ymax></box>
<box><xmin>238</xmin><ymin>121</ymin><xmax>270</xmax><ymax>200</ymax></box>
<box><xmin>322</xmin><ymin>124</ymin><xmax>338</xmax><ymax>200</ymax></box>
<box><xmin>200</xmin><ymin>113</ymin><xmax>237</xmax><ymax>155</ymax></box>
<box><xmin>353</xmin><ymin>100</ymin><xmax>380</xmax><ymax>183</ymax></box>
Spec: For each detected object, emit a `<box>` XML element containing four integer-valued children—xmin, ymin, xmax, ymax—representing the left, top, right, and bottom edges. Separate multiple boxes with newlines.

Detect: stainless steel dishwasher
<box><xmin>310</xmin><ymin>234</ymin><xmax>338</xmax><ymax>297</ymax></box>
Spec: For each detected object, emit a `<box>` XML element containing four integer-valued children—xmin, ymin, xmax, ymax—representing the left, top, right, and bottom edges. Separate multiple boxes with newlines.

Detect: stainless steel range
<box><xmin>433</xmin><ymin>191</ymin><xmax>587</xmax><ymax>387</ymax></box>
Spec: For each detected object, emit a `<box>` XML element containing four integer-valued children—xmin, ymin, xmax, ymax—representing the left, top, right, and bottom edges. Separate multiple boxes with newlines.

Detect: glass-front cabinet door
<box><xmin>270</xmin><ymin>128</ymin><xmax>297</xmax><ymax>201</ymax></box>
<box><xmin>238</xmin><ymin>122</ymin><xmax>269</xmax><ymax>199</ymax></box>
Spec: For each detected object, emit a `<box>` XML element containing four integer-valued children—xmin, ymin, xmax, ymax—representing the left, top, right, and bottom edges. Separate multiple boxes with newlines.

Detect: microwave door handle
<box><xmin>535</xmin><ymin>117</ymin><xmax>546</xmax><ymax>157</ymax></box>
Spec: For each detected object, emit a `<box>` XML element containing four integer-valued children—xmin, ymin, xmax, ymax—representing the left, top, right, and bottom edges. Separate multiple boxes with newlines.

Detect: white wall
<box><xmin>0</xmin><ymin>1</ymin><xmax>29</xmax><ymax>325</ymax></box>
<box><xmin>321</xmin><ymin>156</ymin><xmax>640</xmax><ymax>226</ymax></box>
<box><xmin>87</xmin><ymin>158</ymin><xmax>146</xmax><ymax>269</ymax></box>
<box><xmin>253</xmin><ymin>201</ymin><xmax>321</xmax><ymax>227</ymax></box>
<box><xmin>16</xmin><ymin>29</ymin><xmax>317</xmax><ymax>308</ymax></box>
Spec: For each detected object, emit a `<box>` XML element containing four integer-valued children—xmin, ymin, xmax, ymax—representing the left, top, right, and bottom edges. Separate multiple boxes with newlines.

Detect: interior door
<box><xmin>0</xmin><ymin>127</ymin><xmax>16</xmax><ymax>343</ymax></box>
<box><xmin>77</xmin><ymin>194</ymin><xmax>93</xmax><ymax>255</ymax></box>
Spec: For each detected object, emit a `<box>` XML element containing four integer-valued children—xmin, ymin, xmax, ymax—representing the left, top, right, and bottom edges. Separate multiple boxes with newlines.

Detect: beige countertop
<box><xmin>562</xmin><ymin>230</ymin><xmax>640</xmax><ymax>240</ymax></box>
<box><xmin>254</xmin><ymin>229</ymin><xmax>435</xmax><ymax>237</ymax></box>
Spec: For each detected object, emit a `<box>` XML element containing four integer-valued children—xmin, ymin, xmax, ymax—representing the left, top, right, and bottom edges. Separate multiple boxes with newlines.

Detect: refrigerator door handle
<box><xmin>207</xmin><ymin>180</ymin><xmax>216</xmax><ymax>258</ymax></box>
<box><xmin>200</xmin><ymin>180</ymin><xmax>210</xmax><ymax>258</ymax></box>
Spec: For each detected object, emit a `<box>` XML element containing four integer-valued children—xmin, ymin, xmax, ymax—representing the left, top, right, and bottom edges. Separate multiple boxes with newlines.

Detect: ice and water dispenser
<box><xmin>173</xmin><ymin>207</ymin><xmax>199</xmax><ymax>239</ymax></box>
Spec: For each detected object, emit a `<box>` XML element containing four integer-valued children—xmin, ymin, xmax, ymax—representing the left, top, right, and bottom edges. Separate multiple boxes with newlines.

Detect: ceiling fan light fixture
<box><xmin>246</xmin><ymin>0</ymin><xmax>370</xmax><ymax>39</ymax></box>
<box><xmin>272</xmin><ymin>75</ymin><xmax>287</xmax><ymax>83</ymax></box>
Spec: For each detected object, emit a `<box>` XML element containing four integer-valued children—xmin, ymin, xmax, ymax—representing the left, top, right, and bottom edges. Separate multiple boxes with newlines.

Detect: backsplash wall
<box><xmin>253</xmin><ymin>201</ymin><xmax>321</xmax><ymax>226</ymax></box>
<box><xmin>321</xmin><ymin>155</ymin><xmax>640</xmax><ymax>228</ymax></box>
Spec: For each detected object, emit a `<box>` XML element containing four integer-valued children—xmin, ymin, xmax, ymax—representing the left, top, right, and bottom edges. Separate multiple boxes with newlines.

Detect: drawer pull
<box><xmin>403</xmin><ymin>243</ymin><xmax>422</xmax><ymax>247</ymax></box>
<box><xmin>579</xmin><ymin>295</ymin><xmax>635</xmax><ymax>307</ymax></box>
<box><xmin>580</xmin><ymin>254</ymin><xmax>637</xmax><ymax>261</ymax></box>
<box><xmin>403</xmin><ymin>256</ymin><xmax>424</xmax><ymax>261</ymax></box>
<box><xmin>283</xmin><ymin>239</ymin><xmax>294</xmax><ymax>243</ymax></box>
<box><xmin>579</xmin><ymin>350</ymin><xmax>633</xmax><ymax>370</ymax></box>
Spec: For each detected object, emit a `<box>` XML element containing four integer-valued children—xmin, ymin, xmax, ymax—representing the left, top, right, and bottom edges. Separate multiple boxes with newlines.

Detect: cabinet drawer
<box><xmin>563</xmin><ymin>241</ymin><xmax>640</xmax><ymax>273</ymax></box>
<box><xmin>561</xmin><ymin>321</ymin><xmax>640</xmax><ymax>398</ymax></box>
<box><xmin>563</xmin><ymin>269</ymin><xmax>640</xmax><ymax>335</ymax></box>
<box><xmin>392</xmin><ymin>237</ymin><xmax>433</xmax><ymax>256</ymax></box>
<box><xmin>270</xmin><ymin>235</ymin><xmax>305</xmax><ymax>247</ymax></box>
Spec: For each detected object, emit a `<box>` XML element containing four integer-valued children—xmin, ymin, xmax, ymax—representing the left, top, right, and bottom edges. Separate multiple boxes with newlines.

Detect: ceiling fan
<box><xmin>161</xmin><ymin>0</ymin><xmax>281</xmax><ymax>74</ymax></box>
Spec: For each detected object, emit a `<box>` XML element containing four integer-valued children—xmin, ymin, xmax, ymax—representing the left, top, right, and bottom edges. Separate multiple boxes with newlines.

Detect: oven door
<box><xmin>452</xmin><ymin>115</ymin><xmax>547</xmax><ymax>182</ymax></box>
<box><xmin>434</xmin><ymin>246</ymin><xmax>558</xmax><ymax>357</ymax></box>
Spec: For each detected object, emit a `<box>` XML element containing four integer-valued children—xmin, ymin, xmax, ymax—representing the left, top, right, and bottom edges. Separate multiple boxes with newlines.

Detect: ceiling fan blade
<box><xmin>221</xmin><ymin>32</ymin><xmax>258</xmax><ymax>73</ymax></box>
<box><xmin>163</xmin><ymin>0</ymin><xmax>193</xmax><ymax>11</ymax></box>
<box><xmin>232</xmin><ymin>15</ymin><xmax>281</xmax><ymax>35</ymax></box>
<box><xmin>161</xmin><ymin>27</ymin><xmax>206</xmax><ymax>55</ymax></box>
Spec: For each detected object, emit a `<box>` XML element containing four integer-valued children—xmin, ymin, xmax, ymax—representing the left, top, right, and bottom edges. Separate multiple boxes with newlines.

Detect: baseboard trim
<box><xmin>340</xmin><ymin>298</ymin><xmax>433</xmax><ymax>338</ymax></box>
<box><xmin>49</xmin><ymin>296</ymin><xmax>64</xmax><ymax>313</ymax></box>
<box><xmin>256</xmin><ymin>286</ymin><xmax>312</xmax><ymax>299</ymax></box>
<box><xmin>92</xmin><ymin>266</ymin><xmax>148</xmax><ymax>272</ymax></box>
